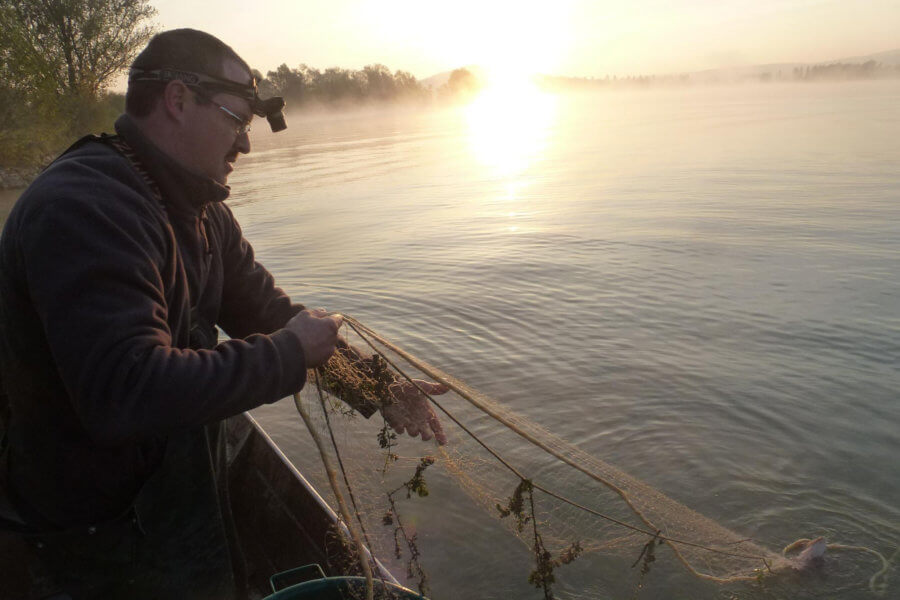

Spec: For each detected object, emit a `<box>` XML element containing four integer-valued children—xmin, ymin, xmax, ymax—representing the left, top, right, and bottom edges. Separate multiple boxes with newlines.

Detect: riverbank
<box><xmin>0</xmin><ymin>188</ymin><xmax>22</xmax><ymax>222</ymax></box>
<box><xmin>0</xmin><ymin>165</ymin><xmax>46</xmax><ymax>191</ymax></box>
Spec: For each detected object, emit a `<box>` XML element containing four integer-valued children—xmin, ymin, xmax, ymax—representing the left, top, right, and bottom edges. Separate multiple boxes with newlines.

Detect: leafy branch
<box><xmin>498</xmin><ymin>479</ymin><xmax>583</xmax><ymax>599</ymax></box>
<box><xmin>402</xmin><ymin>456</ymin><xmax>435</xmax><ymax>499</ymax></box>
<box><xmin>382</xmin><ymin>456</ymin><xmax>437</xmax><ymax>595</ymax></box>
<box><xmin>630</xmin><ymin>530</ymin><xmax>663</xmax><ymax>599</ymax></box>
<box><xmin>377</xmin><ymin>421</ymin><xmax>399</xmax><ymax>472</ymax></box>
<box><xmin>496</xmin><ymin>478</ymin><xmax>533</xmax><ymax>532</ymax></box>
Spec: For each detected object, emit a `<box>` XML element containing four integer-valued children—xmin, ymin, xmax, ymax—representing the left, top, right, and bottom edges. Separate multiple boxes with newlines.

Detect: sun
<box><xmin>464</xmin><ymin>75</ymin><xmax>559</xmax><ymax>178</ymax></box>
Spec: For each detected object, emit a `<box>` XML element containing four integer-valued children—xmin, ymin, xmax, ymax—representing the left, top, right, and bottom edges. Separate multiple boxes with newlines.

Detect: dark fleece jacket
<box><xmin>0</xmin><ymin>115</ymin><xmax>307</xmax><ymax>527</ymax></box>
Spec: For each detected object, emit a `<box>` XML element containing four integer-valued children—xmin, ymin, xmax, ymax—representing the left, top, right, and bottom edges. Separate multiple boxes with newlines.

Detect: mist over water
<box><xmin>239</xmin><ymin>80</ymin><xmax>900</xmax><ymax>599</ymax></box>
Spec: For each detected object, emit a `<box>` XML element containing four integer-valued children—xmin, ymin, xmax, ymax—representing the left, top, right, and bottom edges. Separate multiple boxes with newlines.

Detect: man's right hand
<box><xmin>285</xmin><ymin>308</ymin><xmax>343</xmax><ymax>368</ymax></box>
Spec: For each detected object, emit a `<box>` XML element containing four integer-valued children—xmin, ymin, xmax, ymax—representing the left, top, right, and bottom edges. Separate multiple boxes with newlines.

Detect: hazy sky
<box><xmin>148</xmin><ymin>0</ymin><xmax>899</xmax><ymax>79</ymax></box>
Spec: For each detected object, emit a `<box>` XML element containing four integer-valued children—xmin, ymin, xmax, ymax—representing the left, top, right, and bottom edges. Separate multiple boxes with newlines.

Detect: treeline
<box><xmin>259</xmin><ymin>63</ymin><xmax>432</xmax><ymax>109</ymax></box>
<box><xmin>536</xmin><ymin>73</ymin><xmax>692</xmax><ymax>92</ymax></box>
<box><xmin>0</xmin><ymin>0</ymin><xmax>476</xmax><ymax>178</ymax></box>
<box><xmin>257</xmin><ymin>64</ymin><xmax>486</xmax><ymax>110</ymax></box>
<box><xmin>790</xmin><ymin>61</ymin><xmax>899</xmax><ymax>81</ymax></box>
<box><xmin>537</xmin><ymin>61</ymin><xmax>900</xmax><ymax>91</ymax></box>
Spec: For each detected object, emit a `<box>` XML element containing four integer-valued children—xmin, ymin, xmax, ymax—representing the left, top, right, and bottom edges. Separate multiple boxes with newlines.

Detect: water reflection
<box><xmin>464</xmin><ymin>78</ymin><xmax>558</xmax><ymax>178</ymax></box>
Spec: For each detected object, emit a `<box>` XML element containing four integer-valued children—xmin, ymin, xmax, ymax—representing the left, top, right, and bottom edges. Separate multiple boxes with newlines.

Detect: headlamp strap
<box><xmin>128</xmin><ymin>68</ymin><xmax>258</xmax><ymax>100</ymax></box>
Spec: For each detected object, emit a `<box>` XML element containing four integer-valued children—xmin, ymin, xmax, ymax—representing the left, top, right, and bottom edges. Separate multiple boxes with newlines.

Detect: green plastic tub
<box><xmin>263</xmin><ymin>564</ymin><xmax>428</xmax><ymax>600</ymax></box>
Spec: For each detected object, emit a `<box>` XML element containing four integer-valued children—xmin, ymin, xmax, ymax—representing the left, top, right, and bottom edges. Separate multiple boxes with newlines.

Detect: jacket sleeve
<box><xmin>208</xmin><ymin>205</ymin><xmax>386</xmax><ymax>420</ymax></box>
<box><xmin>19</xmin><ymin>181</ymin><xmax>307</xmax><ymax>447</ymax></box>
<box><xmin>215</xmin><ymin>203</ymin><xmax>304</xmax><ymax>338</ymax></box>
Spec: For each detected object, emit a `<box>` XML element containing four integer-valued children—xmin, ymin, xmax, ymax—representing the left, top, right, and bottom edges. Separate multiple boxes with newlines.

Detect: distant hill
<box><xmin>835</xmin><ymin>47</ymin><xmax>900</xmax><ymax>66</ymax></box>
<box><xmin>687</xmin><ymin>47</ymin><xmax>900</xmax><ymax>83</ymax></box>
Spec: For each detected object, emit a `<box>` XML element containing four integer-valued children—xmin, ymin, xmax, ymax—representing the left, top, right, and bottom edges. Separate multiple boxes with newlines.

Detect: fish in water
<box><xmin>786</xmin><ymin>537</ymin><xmax>828</xmax><ymax>571</ymax></box>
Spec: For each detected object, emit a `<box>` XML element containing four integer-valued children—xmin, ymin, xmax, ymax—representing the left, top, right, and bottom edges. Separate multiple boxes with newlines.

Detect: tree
<box><xmin>0</xmin><ymin>1</ymin><xmax>151</xmax><ymax>168</ymax></box>
<box><xmin>316</xmin><ymin>67</ymin><xmax>365</xmax><ymax>102</ymax></box>
<box><xmin>266</xmin><ymin>63</ymin><xmax>309</xmax><ymax>104</ymax></box>
<box><xmin>362</xmin><ymin>64</ymin><xmax>395</xmax><ymax>100</ymax></box>
<box><xmin>0</xmin><ymin>0</ymin><xmax>156</xmax><ymax>98</ymax></box>
<box><xmin>448</xmin><ymin>68</ymin><xmax>480</xmax><ymax>94</ymax></box>
<box><xmin>440</xmin><ymin>68</ymin><xmax>481</xmax><ymax>101</ymax></box>
<box><xmin>393</xmin><ymin>69</ymin><xmax>418</xmax><ymax>93</ymax></box>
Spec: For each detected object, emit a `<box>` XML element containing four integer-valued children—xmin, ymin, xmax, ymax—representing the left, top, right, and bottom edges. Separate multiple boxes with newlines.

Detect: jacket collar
<box><xmin>114</xmin><ymin>114</ymin><xmax>230</xmax><ymax>214</ymax></box>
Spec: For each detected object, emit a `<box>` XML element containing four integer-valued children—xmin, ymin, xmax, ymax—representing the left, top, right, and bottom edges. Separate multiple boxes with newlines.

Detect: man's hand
<box><xmin>382</xmin><ymin>380</ymin><xmax>449</xmax><ymax>445</ymax></box>
<box><xmin>285</xmin><ymin>308</ymin><xmax>343</xmax><ymax>368</ymax></box>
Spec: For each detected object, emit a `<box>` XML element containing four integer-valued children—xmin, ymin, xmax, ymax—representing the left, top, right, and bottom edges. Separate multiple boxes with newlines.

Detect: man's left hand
<box><xmin>381</xmin><ymin>380</ymin><xmax>449</xmax><ymax>445</ymax></box>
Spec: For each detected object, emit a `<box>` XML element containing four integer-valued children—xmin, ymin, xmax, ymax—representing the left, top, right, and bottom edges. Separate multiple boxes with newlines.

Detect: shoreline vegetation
<box><xmin>535</xmin><ymin>59</ymin><xmax>900</xmax><ymax>91</ymax></box>
<box><xmin>3</xmin><ymin>62</ymin><xmax>899</xmax><ymax>191</ymax></box>
<box><xmin>4</xmin><ymin>61</ymin><xmax>899</xmax><ymax>190</ymax></box>
<box><xmin>1</xmin><ymin>0</ymin><xmax>156</xmax><ymax>189</ymax></box>
<box><xmin>1</xmin><ymin>1</ymin><xmax>899</xmax><ymax>190</ymax></box>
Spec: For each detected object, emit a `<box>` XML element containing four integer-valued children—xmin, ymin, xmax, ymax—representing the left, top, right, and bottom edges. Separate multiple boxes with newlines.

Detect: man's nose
<box><xmin>234</xmin><ymin>130</ymin><xmax>251</xmax><ymax>155</ymax></box>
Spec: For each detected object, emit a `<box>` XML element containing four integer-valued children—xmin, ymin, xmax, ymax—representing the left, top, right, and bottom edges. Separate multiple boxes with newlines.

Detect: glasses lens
<box><xmin>219</xmin><ymin>105</ymin><xmax>251</xmax><ymax>135</ymax></box>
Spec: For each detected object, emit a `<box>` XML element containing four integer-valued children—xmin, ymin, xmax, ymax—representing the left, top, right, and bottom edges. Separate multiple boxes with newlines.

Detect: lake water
<box><xmin>4</xmin><ymin>80</ymin><xmax>898</xmax><ymax>598</ymax></box>
<box><xmin>237</xmin><ymin>81</ymin><xmax>899</xmax><ymax>599</ymax></box>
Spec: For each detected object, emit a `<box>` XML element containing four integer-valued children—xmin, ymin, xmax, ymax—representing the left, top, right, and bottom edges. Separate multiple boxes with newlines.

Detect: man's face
<box><xmin>181</xmin><ymin>59</ymin><xmax>253</xmax><ymax>184</ymax></box>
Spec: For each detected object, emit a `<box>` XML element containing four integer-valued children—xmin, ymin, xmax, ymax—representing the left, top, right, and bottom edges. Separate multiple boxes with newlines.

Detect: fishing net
<box><xmin>288</xmin><ymin>315</ymin><xmax>891</xmax><ymax>599</ymax></box>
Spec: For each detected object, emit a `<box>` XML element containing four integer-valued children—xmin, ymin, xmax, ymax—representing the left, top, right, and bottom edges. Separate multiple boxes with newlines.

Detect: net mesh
<box><xmin>289</xmin><ymin>315</ymin><xmax>886</xmax><ymax>598</ymax></box>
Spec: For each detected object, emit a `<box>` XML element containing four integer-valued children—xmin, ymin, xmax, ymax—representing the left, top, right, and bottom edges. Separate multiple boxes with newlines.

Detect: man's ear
<box><xmin>161</xmin><ymin>80</ymin><xmax>191</xmax><ymax>124</ymax></box>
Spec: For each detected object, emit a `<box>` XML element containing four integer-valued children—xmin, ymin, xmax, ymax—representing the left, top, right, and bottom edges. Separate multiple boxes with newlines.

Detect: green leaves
<box><xmin>0</xmin><ymin>0</ymin><xmax>155</xmax><ymax>169</ymax></box>
<box><xmin>496</xmin><ymin>478</ymin><xmax>533</xmax><ymax>533</ymax></box>
<box><xmin>0</xmin><ymin>0</ymin><xmax>157</xmax><ymax>97</ymax></box>
<box><xmin>497</xmin><ymin>479</ymin><xmax>583</xmax><ymax>600</ymax></box>
<box><xmin>404</xmin><ymin>456</ymin><xmax>435</xmax><ymax>499</ymax></box>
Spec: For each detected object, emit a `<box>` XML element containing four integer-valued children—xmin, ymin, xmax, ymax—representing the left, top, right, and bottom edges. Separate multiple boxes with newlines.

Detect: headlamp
<box><xmin>129</xmin><ymin>67</ymin><xmax>287</xmax><ymax>132</ymax></box>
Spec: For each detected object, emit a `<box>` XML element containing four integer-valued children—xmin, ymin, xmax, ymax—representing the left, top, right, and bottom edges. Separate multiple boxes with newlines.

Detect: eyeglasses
<box><xmin>190</xmin><ymin>88</ymin><xmax>252</xmax><ymax>135</ymax></box>
<box><xmin>216</xmin><ymin>103</ymin><xmax>252</xmax><ymax>135</ymax></box>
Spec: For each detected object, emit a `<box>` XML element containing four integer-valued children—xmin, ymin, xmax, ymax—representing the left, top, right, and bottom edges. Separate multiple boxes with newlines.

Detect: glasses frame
<box><xmin>190</xmin><ymin>87</ymin><xmax>252</xmax><ymax>136</ymax></box>
<box><xmin>215</xmin><ymin>102</ymin><xmax>253</xmax><ymax>136</ymax></box>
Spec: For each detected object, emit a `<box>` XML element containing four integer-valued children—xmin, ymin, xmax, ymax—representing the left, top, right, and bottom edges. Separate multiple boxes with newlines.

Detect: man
<box><xmin>0</xmin><ymin>29</ymin><xmax>444</xmax><ymax>599</ymax></box>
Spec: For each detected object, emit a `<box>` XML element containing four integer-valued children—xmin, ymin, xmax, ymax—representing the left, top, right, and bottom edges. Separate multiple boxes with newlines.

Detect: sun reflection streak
<box><xmin>464</xmin><ymin>78</ymin><xmax>558</xmax><ymax>178</ymax></box>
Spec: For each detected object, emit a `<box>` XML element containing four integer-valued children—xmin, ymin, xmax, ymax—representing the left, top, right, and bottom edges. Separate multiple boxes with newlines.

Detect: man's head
<box><xmin>125</xmin><ymin>29</ymin><xmax>283</xmax><ymax>184</ymax></box>
<box><xmin>126</xmin><ymin>29</ymin><xmax>253</xmax><ymax>118</ymax></box>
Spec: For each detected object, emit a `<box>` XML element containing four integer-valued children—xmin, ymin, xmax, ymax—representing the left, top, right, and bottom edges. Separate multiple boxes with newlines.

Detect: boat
<box><xmin>0</xmin><ymin>412</ymin><xmax>417</xmax><ymax>600</ymax></box>
<box><xmin>226</xmin><ymin>412</ymin><xmax>405</xmax><ymax>598</ymax></box>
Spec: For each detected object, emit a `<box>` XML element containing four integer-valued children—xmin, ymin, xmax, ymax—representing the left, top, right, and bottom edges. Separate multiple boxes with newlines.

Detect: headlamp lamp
<box><xmin>128</xmin><ymin>67</ymin><xmax>287</xmax><ymax>132</ymax></box>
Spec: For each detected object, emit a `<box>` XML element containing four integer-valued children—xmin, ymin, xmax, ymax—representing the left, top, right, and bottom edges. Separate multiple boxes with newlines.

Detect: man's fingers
<box><xmin>429</xmin><ymin>411</ymin><xmax>447</xmax><ymax>445</ymax></box>
<box><xmin>415</xmin><ymin>380</ymin><xmax>447</xmax><ymax>395</ymax></box>
<box><xmin>427</xmin><ymin>382</ymin><xmax>449</xmax><ymax>395</ymax></box>
<box><xmin>382</xmin><ymin>409</ymin><xmax>404</xmax><ymax>432</ymax></box>
<box><xmin>381</xmin><ymin>386</ymin><xmax>447</xmax><ymax>445</ymax></box>
<box><xmin>288</xmin><ymin>308</ymin><xmax>344</xmax><ymax>368</ymax></box>
<box><xmin>305</xmin><ymin>307</ymin><xmax>341</xmax><ymax>326</ymax></box>
<box><xmin>406</xmin><ymin>380</ymin><xmax>448</xmax><ymax>396</ymax></box>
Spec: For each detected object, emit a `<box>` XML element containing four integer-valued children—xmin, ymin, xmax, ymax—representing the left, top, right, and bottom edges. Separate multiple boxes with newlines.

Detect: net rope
<box><xmin>292</xmin><ymin>313</ymin><xmax>894</xmax><ymax>597</ymax></box>
<box><xmin>339</xmin><ymin>315</ymin><xmax>781</xmax><ymax>582</ymax></box>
